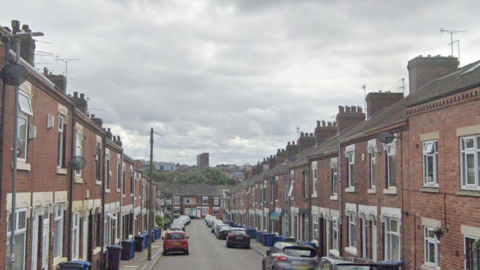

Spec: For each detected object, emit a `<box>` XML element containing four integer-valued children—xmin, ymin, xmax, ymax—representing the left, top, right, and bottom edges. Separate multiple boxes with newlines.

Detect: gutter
<box><xmin>100</xmin><ymin>132</ymin><xmax>106</xmax><ymax>267</ymax></box>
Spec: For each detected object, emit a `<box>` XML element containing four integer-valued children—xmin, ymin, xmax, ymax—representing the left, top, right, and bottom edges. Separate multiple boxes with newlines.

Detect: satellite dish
<box><xmin>377</xmin><ymin>131</ymin><xmax>396</xmax><ymax>144</ymax></box>
<box><xmin>0</xmin><ymin>63</ymin><xmax>29</xmax><ymax>86</ymax></box>
<box><xmin>69</xmin><ymin>156</ymin><xmax>86</xmax><ymax>170</ymax></box>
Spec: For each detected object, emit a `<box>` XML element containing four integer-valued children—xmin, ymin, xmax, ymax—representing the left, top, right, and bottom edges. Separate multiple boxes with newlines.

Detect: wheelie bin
<box><xmin>59</xmin><ymin>262</ymin><xmax>84</xmax><ymax>270</ymax></box>
<box><xmin>121</xmin><ymin>240</ymin><xmax>134</xmax><ymax>260</ymax></box>
<box><xmin>377</xmin><ymin>261</ymin><xmax>404</xmax><ymax>270</ymax></box>
<box><xmin>265</xmin><ymin>233</ymin><xmax>275</xmax><ymax>247</ymax></box>
<box><xmin>106</xmin><ymin>245</ymin><xmax>122</xmax><ymax>270</ymax></box>
<box><xmin>134</xmin><ymin>235</ymin><xmax>145</xmax><ymax>252</ymax></box>
<box><xmin>71</xmin><ymin>260</ymin><xmax>91</xmax><ymax>270</ymax></box>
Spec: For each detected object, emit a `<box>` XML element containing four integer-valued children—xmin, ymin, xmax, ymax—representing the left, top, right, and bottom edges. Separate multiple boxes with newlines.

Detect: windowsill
<box><xmin>456</xmin><ymin>189</ymin><xmax>480</xmax><ymax>197</ymax></box>
<box><xmin>93</xmin><ymin>247</ymin><xmax>101</xmax><ymax>255</ymax></box>
<box><xmin>96</xmin><ymin>180</ymin><xmax>102</xmax><ymax>186</ymax></box>
<box><xmin>329</xmin><ymin>249</ymin><xmax>340</xmax><ymax>257</ymax></box>
<box><xmin>345</xmin><ymin>246</ymin><xmax>358</xmax><ymax>256</ymax></box>
<box><xmin>56</xmin><ymin>168</ymin><xmax>68</xmax><ymax>175</ymax></box>
<box><xmin>312</xmin><ymin>193</ymin><xmax>318</xmax><ymax>198</ymax></box>
<box><xmin>53</xmin><ymin>257</ymin><xmax>68</xmax><ymax>268</ymax></box>
<box><xmin>275</xmin><ymin>199</ymin><xmax>278</xmax><ymax>202</ymax></box>
<box><xmin>345</xmin><ymin>186</ymin><xmax>355</xmax><ymax>193</ymax></box>
<box><xmin>421</xmin><ymin>186</ymin><xmax>439</xmax><ymax>193</ymax></box>
<box><xmin>122</xmin><ymin>194</ymin><xmax>126</xmax><ymax>198</ymax></box>
<box><xmin>117</xmin><ymin>189</ymin><xmax>121</xmax><ymax>192</ymax></box>
<box><xmin>421</xmin><ymin>264</ymin><xmax>440</xmax><ymax>270</ymax></box>
<box><xmin>368</xmin><ymin>188</ymin><xmax>376</xmax><ymax>194</ymax></box>
<box><xmin>330</xmin><ymin>195</ymin><xmax>338</xmax><ymax>201</ymax></box>
<box><xmin>13</xmin><ymin>161</ymin><xmax>31</xmax><ymax>171</ymax></box>
<box><xmin>115</xmin><ymin>238</ymin><xmax>120</xmax><ymax>244</ymax></box>
<box><xmin>75</xmin><ymin>178</ymin><xmax>83</xmax><ymax>184</ymax></box>
<box><xmin>131</xmin><ymin>193</ymin><xmax>134</xmax><ymax>197</ymax></box>
<box><xmin>290</xmin><ymin>197</ymin><xmax>295</xmax><ymax>200</ymax></box>
<box><xmin>383</xmin><ymin>187</ymin><xmax>398</xmax><ymax>195</ymax></box>
<box><xmin>105</xmin><ymin>189</ymin><xmax>111</xmax><ymax>194</ymax></box>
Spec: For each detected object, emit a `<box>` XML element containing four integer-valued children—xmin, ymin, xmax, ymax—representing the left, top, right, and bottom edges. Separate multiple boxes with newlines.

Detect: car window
<box><xmin>336</xmin><ymin>266</ymin><xmax>377</xmax><ymax>270</ymax></box>
<box><xmin>231</xmin><ymin>230</ymin><xmax>247</xmax><ymax>236</ymax></box>
<box><xmin>282</xmin><ymin>247</ymin><xmax>316</xmax><ymax>258</ymax></box>
<box><xmin>167</xmin><ymin>233</ymin><xmax>184</xmax><ymax>240</ymax></box>
<box><xmin>319</xmin><ymin>261</ymin><xmax>332</xmax><ymax>270</ymax></box>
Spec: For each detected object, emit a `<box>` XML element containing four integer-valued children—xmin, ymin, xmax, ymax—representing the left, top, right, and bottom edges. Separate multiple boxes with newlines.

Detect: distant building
<box><xmin>196</xmin><ymin>153</ymin><xmax>209</xmax><ymax>168</ymax></box>
<box><xmin>141</xmin><ymin>160</ymin><xmax>176</xmax><ymax>171</ymax></box>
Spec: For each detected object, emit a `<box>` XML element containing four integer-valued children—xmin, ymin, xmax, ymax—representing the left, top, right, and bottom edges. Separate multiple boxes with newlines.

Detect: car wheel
<box><xmin>185</xmin><ymin>250</ymin><xmax>189</xmax><ymax>255</ymax></box>
<box><xmin>163</xmin><ymin>251</ymin><xmax>167</xmax><ymax>256</ymax></box>
<box><xmin>246</xmin><ymin>245</ymin><xmax>250</xmax><ymax>249</ymax></box>
<box><xmin>262</xmin><ymin>261</ymin><xmax>266</xmax><ymax>270</ymax></box>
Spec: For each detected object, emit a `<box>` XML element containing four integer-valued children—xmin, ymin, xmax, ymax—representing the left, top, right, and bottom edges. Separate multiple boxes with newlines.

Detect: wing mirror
<box><xmin>266</xmin><ymin>250</ymin><xmax>272</xmax><ymax>256</ymax></box>
<box><xmin>187</xmin><ymin>236</ymin><xmax>190</xmax><ymax>239</ymax></box>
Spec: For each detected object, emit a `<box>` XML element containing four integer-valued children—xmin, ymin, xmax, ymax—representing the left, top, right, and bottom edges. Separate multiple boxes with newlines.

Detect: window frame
<box><xmin>6</xmin><ymin>208</ymin><xmax>28</xmax><ymax>270</ymax></box>
<box><xmin>347</xmin><ymin>152</ymin><xmax>355</xmax><ymax>188</ymax></box>
<box><xmin>312</xmin><ymin>168</ymin><xmax>318</xmax><ymax>196</ymax></box>
<box><xmin>465</xmin><ymin>236</ymin><xmax>480</xmax><ymax>270</ymax></box>
<box><xmin>332</xmin><ymin>167</ymin><xmax>338</xmax><ymax>196</ymax></box>
<box><xmin>332</xmin><ymin>218</ymin><xmax>339</xmax><ymax>252</ymax></box>
<box><xmin>460</xmin><ymin>136</ymin><xmax>480</xmax><ymax>190</ymax></box>
<box><xmin>75</xmin><ymin>131</ymin><xmax>83</xmax><ymax>177</ymax></box>
<box><xmin>423</xmin><ymin>140</ymin><xmax>439</xmax><ymax>187</ymax></box>
<box><xmin>214</xmin><ymin>197</ymin><xmax>219</xmax><ymax>206</ymax></box>
<box><xmin>17</xmin><ymin>112</ymin><xmax>29</xmax><ymax>162</ymax></box>
<box><xmin>71</xmin><ymin>212</ymin><xmax>80</xmax><ymax>260</ymax></box>
<box><xmin>53</xmin><ymin>204</ymin><xmax>64</xmax><ymax>259</ymax></box>
<box><xmin>348</xmin><ymin>212</ymin><xmax>358</xmax><ymax>250</ymax></box>
<box><xmin>174</xmin><ymin>196</ymin><xmax>180</xmax><ymax>205</ymax></box>
<box><xmin>202</xmin><ymin>196</ymin><xmax>208</xmax><ymax>205</ymax></box>
<box><xmin>370</xmin><ymin>150</ymin><xmax>376</xmax><ymax>189</ymax></box>
<box><xmin>386</xmin><ymin>142</ymin><xmax>397</xmax><ymax>188</ymax></box>
<box><xmin>385</xmin><ymin>217</ymin><xmax>401</xmax><ymax>261</ymax></box>
<box><xmin>57</xmin><ymin>115</ymin><xmax>66</xmax><ymax>168</ymax></box>
<box><xmin>424</xmin><ymin>226</ymin><xmax>441</xmax><ymax>269</ymax></box>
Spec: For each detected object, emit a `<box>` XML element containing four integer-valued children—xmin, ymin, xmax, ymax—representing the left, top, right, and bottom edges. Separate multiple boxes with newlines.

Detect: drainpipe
<box><xmin>307</xmin><ymin>160</ymin><xmax>313</xmax><ymax>241</ymax></box>
<box><xmin>119</xmin><ymin>152</ymin><xmax>124</xmax><ymax>240</ymax></box>
<box><xmin>68</xmin><ymin>104</ymin><xmax>77</xmax><ymax>261</ymax></box>
<box><xmin>132</xmin><ymin>163</ymin><xmax>136</xmax><ymax>237</ymax></box>
<box><xmin>0</xmin><ymin>34</ymin><xmax>11</xmax><ymax>226</ymax></box>
<box><xmin>100</xmin><ymin>132</ymin><xmax>106</xmax><ymax>267</ymax></box>
<box><xmin>338</xmin><ymin>143</ymin><xmax>343</xmax><ymax>256</ymax></box>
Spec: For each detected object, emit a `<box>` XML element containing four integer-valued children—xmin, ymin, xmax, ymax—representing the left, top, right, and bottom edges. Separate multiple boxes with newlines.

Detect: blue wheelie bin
<box><xmin>106</xmin><ymin>245</ymin><xmax>122</xmax><ymax>270</ymax></box>
<box><xmin>257</xmin><ymin>231</ymin><xmax>264</xmax><ymax>244</ymax></box>
<box><xmin>265</xmin><ymin>233</ymin><xmax>275</xmax><ymax>247</ymax></box>
<box><xmin>247</xmin><ymin>228</ymin><xmax>256</xmax><ymax>239</ymax></box>
<box><xmin>276</xmin><ymin>236</ymin><xmax>285</xmax><ymax>242</ymax></box>
<box><xmin>142</xmin><ymin>233</ymin><xmax>150</xmax><ymax>249</ymax></box>
<box><xmin>304</xmin><ymin>241</ymin><xmax>317</xmax><ymax>249</ymax></box>
<box><xmin>59</xmin><ymin>262</ymin><xmax>84</xmax><ymax>270</ymax></box>
<box><xmin>154</xmin><ymin>228</ymin><xmax>160</xmax><ymax>240</ymax></box>
<box><xmin>72</xmin><ymin>260</ymin><xmax>91</xmax><ymax>270</ymax></box>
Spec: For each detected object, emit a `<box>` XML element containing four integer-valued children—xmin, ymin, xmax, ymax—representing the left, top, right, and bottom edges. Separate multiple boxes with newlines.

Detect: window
<box><xmin>6</xmin><ymin>209</ymin><xmax>28</xmax><ymax>270</ymax></box>
<box><xmin>271</xmin><ymin>179</ymin><xmax>275</xmax><ymax>201</ymax></box>
<box><xmin>312</xmin><ymin>213</ymin><xmax>319</xmax><ymax>241</ymax></box>
<box><xmin>424</xmin><ymin>227</ymin><xmax>441</xmax><ymax>268</ymax></box>
<box><xmin>312</xmin><ymin>168</ymin><xmax>318</xmax><ymax>196</ymax></box>
<box><xmin>465</xmin><ymin>237</ymin><xmax>480</xmax><ymax>270</ymax></box>
<box><xmin>332</xmin><ymin>218</ymin><xmax>339</xmax><ymax>252</ymax></box>
<box><xmin>385</xmin><ymin>218</ymin><xmax>401</xmax><ymax>261</ymax></box>
<box><xmin>117</xmin><ymin>158</ymin><xmax>121</xmax><ymax>190</ymax></box>
<box><xmin>95</xmin><ymin>142</ymin><xmax>101</xmax><ymax>180</ymax></box>
<box><xmin>303</xmin><ymin>171</ymin><xmax>308</xmax><ymax>198</ymax></box>
<box><xmin>130</xmin><ymin>171</ymin><xmax>134</xmax><ymax>194</ymax></box>
<box><xmin>214</xmin><ymin>197</ymin><xmax>219</xmax><ymax>206</ymax></box>
<box><xmin>17</xmin><ymin>112</ymin><xmax>29</xmax><ymax>161</ymax></box>
<box><xmin>95</xmin><ymin>208</ymin><xmax>101</xmax><ymax>248</ymax></box>
<box><xmin>213</xmin><ymin>207</ymin><xmax>220</xmax><ymax>215</ymax></box>
<box><xmin>122</xmin><ymin>163</ymin><xmax>126</xmax><ymax>194</ymax></box>
<box><xmin>75</xmin><ymin>131</ymin><xmax>82</xmax><ymax>176</ymax></box>
<box><xmin>386</xmin><ymin>143</ymin><xmax>396</xmax><ymax>188</ymax></box>
<box><xmin>185</xmin><ymin>197</ymin><xmax>191</xmax><ymax>205</ymax></box>
<box><xmin>202</xmin><ymin>196</ymin><xmax>208</xmax><ymax>205</ymax></box>
<box><xmin>423</xmin><ymin>141</ymin><xmax>438</xmax><ymax>187</ymax></box>
<box><xmin>332</xmin><ymin>167</ymin><xmax>338</xmax><ymax>196</ymax></box>
<box><xmin>57</xmin><ymin>115</ymin><xmax>66</xmax><ymax>168</ymax></box>
<box><xmin>348</xmin><ymin>212</ymin><xmax>357</xmax><ymax>249</ymax></box>
<box><xmin>19</xmin><ymin>92</ymin><xmax>33</xmax><ymax>115</ymax></box>
<box><xmin>275</xmin><ymin>177</ymin><xmax>279</xmax><ymax>200</ymax></box>
<box><xmin>288</xmin><ymin>171</ymin><xmax>295</xmax><ymax>198</ymax></box>
<box><xmin>54</xmin><ymin>204</ymin><xmax>64</xmax><ymax>259</ymax></box>
<box><xmin>460</xmin><ymin>136</ymin><xmax>480</xmax><ymax>189</ymax></box>
<box><xmin>202</xmin><ymin>207</ymin><xmax>209</xmax><ymax>216</ymax></box>
<box><xmin>347</xmin><ymin>152</ymin><xmax>355</xmax><ymax>188</ymax></box>
<box><xmin>370</xmin><ymin>151</ymin><xmax>376</xmax><ymax>189</ymax></box>
<box><xmin>174</xmin><ymin>196</ymin><xmax>180</xmax><ymax>205</ymax></box>
<box><xmin>42</xmin><ymin>206</ymin><xmax>50</xmax><ymax>268</ymax></box>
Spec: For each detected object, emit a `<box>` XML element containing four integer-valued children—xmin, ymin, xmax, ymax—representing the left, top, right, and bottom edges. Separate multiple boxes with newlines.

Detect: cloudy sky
<box><xmin>2</xmin><ymin>0</ymin><xmax>479</xmax><ymax>166</ymax></box>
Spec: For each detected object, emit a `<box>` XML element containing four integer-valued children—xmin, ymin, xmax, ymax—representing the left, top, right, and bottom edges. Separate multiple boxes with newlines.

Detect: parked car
<box><xmin>316</xmin><ymin>257</ymin><xmax>379</xmax><ymax>270</ymax></box>
<box><xmin>162</xmin><ymin>231</ymin><xmax>189</xmax><ymax>255</ymax></box>
<box><xmin>226</xmin><ymin>228</ymin><xmax>250</xmax><ymax>248</ymax></box>
<box><xmin>207</xmin><ymin>217</ymin><xmax>218</xmax><ymax>228</ymax></box>
<box><xmin>262</xmin><ymin>242</ymin><xmax>317</xmax><ymax>270</ymax></box>
<box><xmin>170</xmin><ymin>223</ymin><xmax>184</xmax><ymax>231</ymax></box>
<box><xmin>214</xmin><ymin>223</ymin><xmax>229</xmax><ymax>236</ymax></box>
<box><xmin>171</xmin><ymin>219</ymin><xmax>186</xmax><ymax>231</ymax></box>
<box><xmin>211</xmin><ymin>219</ymin><xmax>224</xmax><ymax>233</ymax></box>
<box><xmin>216</xmin><ymin>226</ymin><xmax>231</xmax><ymax>240</ymax></box>
<box><xmin>179</xmin><ymin>215</ymin><xmax>190</xmax><ymax>225</ymax></box>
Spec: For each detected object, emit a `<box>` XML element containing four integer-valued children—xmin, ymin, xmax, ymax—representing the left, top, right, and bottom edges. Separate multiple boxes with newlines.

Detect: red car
<box><xmin>163</xmin><ymin>230</ymin><xmax>189</xmax><ymax>255</ymax></box>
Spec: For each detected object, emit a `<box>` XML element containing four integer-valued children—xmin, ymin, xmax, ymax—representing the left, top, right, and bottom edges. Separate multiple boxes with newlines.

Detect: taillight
<box><xmin>277</xmin><ymin>256</ymin><xmax>288</xmax><ymax>262</ymax></box>
<box><xmin>228</xmin><ymin>233</ymin><xmax>234</xmax><ymax>237</ymax></box>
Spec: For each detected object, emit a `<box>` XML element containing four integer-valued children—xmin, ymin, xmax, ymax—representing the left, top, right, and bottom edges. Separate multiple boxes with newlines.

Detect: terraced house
<box><xmin>223</xmin><ymin>55</ymin><xmax>480</xmax><ymax>269</ymax></box>
<box><xmin>0</xmin><ymin>24</ymin><xmax>152</xmax><ymax>269</ymax></box>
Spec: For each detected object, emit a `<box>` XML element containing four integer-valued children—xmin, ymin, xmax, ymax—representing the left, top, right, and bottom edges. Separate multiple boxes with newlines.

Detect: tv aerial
<box><xmin>440</xmin><ymin>28</ymin><xmax>467</xmax><ymax>62</ymax></box>
<box><xmin>55</xmin><ymin>56</ymin><xmax>80</xmax><ymax>80</ymax></box>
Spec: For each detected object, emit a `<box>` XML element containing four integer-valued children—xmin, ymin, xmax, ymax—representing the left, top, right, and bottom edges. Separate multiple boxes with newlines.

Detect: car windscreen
<box><xmin>282</xmin><ymin>247</ymin><xmax>316</xmax><ymax>258</ymax></box>
<box><xmin>231</xmin><ymin>230</ymin><xmax>247</xmax><ymax>236</ymax></box>
<box><xmin>336</xmin><ymin>266</ymin><xmax>378</xmax><ymax>270</ymax></box>
<box><xmin>173</xmin><ymin>220</ymin><xmax>184</xmax><ymax>224</ymax></box>
<box><xmin>219</xmin><ymin>227</ymin><xmax>231</xmax><ymax>231</ymax></box>
<box><xmin>167</xmin><ymin>233</ymin><xmax>184</xmax><ymax>240</ymax></box>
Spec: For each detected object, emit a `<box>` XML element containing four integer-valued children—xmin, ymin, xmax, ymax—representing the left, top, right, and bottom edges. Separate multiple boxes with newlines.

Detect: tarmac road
<box><xmin>155</xmin><ymin>219</ymin><xmax>263</xmax><ymax>270</ymax></box>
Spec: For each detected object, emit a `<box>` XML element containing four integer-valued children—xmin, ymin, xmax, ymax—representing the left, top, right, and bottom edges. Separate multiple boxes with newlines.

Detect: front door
<box><xmin>42</xmin><ymin>206</ymin><xmax>50</xmax><ymax>270</ymax></box>
<box><xmin>31</xmin><ymin>208</ymin><xmax>40</xmax><ymax>270</ymax></box>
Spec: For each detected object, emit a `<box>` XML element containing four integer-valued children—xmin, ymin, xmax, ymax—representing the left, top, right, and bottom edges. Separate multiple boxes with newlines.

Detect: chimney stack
<box><xmin>276</xmin><ymin>149</ymin><xmax>287</xmax><ymax>164</ymax></box>
<box><xmin>12</xmin><ymin>22</ymin><xmax>36</xmax><ymax>66</ymax></box>
<box><xmin>286</xmin><ymin>141</ymin><xmax>299</xmax><ymax>160</ymax></box>
<box><xmin>336</xmin><ymin>105</ymin><xmax>365</xmax><ymax>133</ymax></box>
<box><xmin>72</xmin><ymin>92</ymin><xmax>88</xmax><ymax>114</ymax></box>
<box><xmin>44</xmin><ymin>67</ymin><xmax>67</xmax><ymax>93</ymax></box>
<box><xmin>366</xmin><ymin>91</ymin><xmax>403</xmax><ymax>119</ymax></box>
<box><xmin>268</xmin><ymin>155</ymin><xmax>277</xmax><ymax>169</ymax></box>
<box><xmin>90</xmin><ymin>114</ymin><xmax>103</xmax><ymax>127</ymax></box>
<box><xmin>315</xmin><ymin>120</ymin><xmax>337</xmax><ymax>145</ymax></box>
<box><xmin>408</xmin><ymin>55</ymin><xmax>459</xmax><ymax>95</ymax></box>
<box><xmin>298</xmin><ymin>131</ymin><xmax>316</xmax><ymax>152</ymax></box>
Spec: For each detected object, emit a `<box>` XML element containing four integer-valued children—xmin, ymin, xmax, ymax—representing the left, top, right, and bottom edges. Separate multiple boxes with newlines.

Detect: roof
<box><xmin>173</xmin><ymin>184</ymin><xmax>228</xmax><ymax>196</ymax></box>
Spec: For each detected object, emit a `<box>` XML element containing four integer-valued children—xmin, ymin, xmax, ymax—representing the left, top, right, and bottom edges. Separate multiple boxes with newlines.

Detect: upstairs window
<box><xmin>95</xmin><ymin>142</ymin><xmax>101</xmax><ymax>180</ymax></box>
<box><xmin>214</xmin><ymin>197</ymin><xmax>219</xmax><ymax>205</ymax></box>
<box><xmin>312</xmin><ymin>168</ymin><xmax>318</xmax><ymax>196</ymax></box>
<box><xmin>370</xmin><ymin>151</ymin><xmax>376</xmax><ymax>189</ymax></box>
<box><xmin>202</xmin><ymin>196</ymin><xmax>208</xmax><ymax>205</ymax></box>
<box><xmin>332</xmin><ymin>167</ymin><xmax>338</xmax><ymax>196</ymax></box>
<box><xmin>460</xmin><ymin>136</ymin><xmax>480</xmax><ymax>190</ymax></box>
<box><xmin>386</xmin><ymin>143</ymin><xmax>396</xmax><ymax>188</ymax></box>
<box><xmin>303</xmin><ymin>171</ymin><xmax>308</xmax><ymax>198</ymax></box>
<box><xmin>347</xmin><ymin>152</ymin><xmax>355</xmax><ymax>188</ymax></box>
<box><xmin>57</xmin><ymin>115</ymin><xmax>66</xmax><ymax>168</ymax></box>
<box><xmin>75</xmin><ymin>131</ymin><xmax>82</xmax><ymax>176</ymax></box>
<box><xmin>174</xmin><ymin>196</ymin><xmax>180</xmax><ymax>205</ymax></box>
<box><xmin>423</xmin><ymin>141</ymin><xmax>438</xmax><ymax>187</ymax></box>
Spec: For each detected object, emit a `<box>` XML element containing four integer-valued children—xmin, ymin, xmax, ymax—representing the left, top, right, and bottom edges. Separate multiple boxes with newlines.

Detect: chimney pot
<box><xmin>43</xmin><ymin>67</ymin><xmax>48</xmax><ymax>76</ymax></box>
<box><xmin>300</xmin><ymin>132</ymin><xmax>304</xmax><ymax>137</ymax></box>
<box><xmin>292</xmin><ymin>141</ymin><xmax>295</xmax><ymax>145</ymax></box>
<box><xmin>346</xmin><ymin>106</ymin><xmax>351</xmax><ymax>113</ymax></box>
<box><xmin>338</xmin><ymin>106</ymin><xmax>345</xmax><ymax>113</ymax></box>
<box><xmin>317</xmin><ymin>121</ymin><xmax>320</xmax><ymax>127</ymax></box>
<box><xmin>74</xmin><ymin>92</ymin><xmax>78</xmax><ymax>98</ymax></box>
<box><xmin>322</xmin><ymin>120</ymin><xmax>326</xmax><ymax>126</ymax></box>
<box><xmin>80</xmin><ymin>93</ymin><xmax>85</xmax><ymax>99</ymax></box>
<box><xmin>91</xmin><ymin>114</ymin><xmax>95</xmax><ymax>118</ymax></box>
<box><xmin>357</xmin><ymin>106</ymin><xmax>363</xmax><ymax>113</ymax></box>
<box><xmin>288</xmin><ymin>142</ymin><xmax>291</xmax><ymax>146</ymax></box>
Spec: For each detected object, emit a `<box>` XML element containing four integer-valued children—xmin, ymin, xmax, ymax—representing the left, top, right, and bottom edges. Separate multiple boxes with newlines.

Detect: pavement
<box><xmin>118</xmin><ymin>229</ymin><xmax>166</xmax><ymax>270</ymax></box>
<box><xmin>250</xmin><ymin>240</ymin><xmax>271</xmax><ymax>256</ymax></box>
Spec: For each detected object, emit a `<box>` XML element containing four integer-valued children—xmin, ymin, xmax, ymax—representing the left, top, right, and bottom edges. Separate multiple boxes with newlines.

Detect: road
<box><xmin>155</xmin><ymin>219</ymin><xmax>263</xmax><ymax>270</ymax></box>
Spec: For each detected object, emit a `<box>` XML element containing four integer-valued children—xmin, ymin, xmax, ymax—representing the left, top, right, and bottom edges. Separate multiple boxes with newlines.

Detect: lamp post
<box><xmin>0</xmin><ymin>20</ymin><xmax>43</xmax><ymax>270</ymax></box>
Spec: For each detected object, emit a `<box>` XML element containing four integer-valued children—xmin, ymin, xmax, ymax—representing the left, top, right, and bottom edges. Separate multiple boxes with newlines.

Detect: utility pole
<box><xmin>147</xmin><ymin>128</ymin><xmax>154</xmax><ymax>260</ymax></box>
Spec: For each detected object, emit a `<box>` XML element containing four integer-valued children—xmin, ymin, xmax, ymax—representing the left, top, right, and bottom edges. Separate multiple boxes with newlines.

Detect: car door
<box><xmin>265</xmin><ymin>245</ymin><xmax>280</xmax><ymax>270</ymax></box>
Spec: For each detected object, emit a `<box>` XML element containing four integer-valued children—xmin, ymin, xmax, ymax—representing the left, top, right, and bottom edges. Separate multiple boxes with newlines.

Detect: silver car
<box><xmin>262</xmin><ymin>242</ymin><xmax>317</xmax><ymax>270</ymax></box>
<box><xmin>316</xmin><ymin>257</ymin><xmax>379</xmax><ymax>270</ymax></box>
